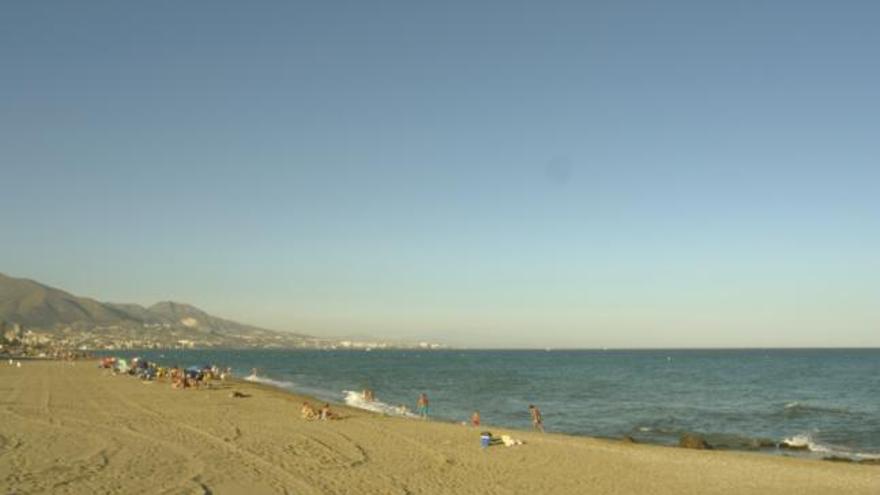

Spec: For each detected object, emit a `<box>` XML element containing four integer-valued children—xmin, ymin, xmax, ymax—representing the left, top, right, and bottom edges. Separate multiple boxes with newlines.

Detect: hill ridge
<box><xmin>0</xmin><ymin>272</ymin><xmax>311</xmax><ymax>348</ymax></box>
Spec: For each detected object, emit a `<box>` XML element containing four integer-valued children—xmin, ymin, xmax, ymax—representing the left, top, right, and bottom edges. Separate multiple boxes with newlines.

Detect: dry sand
<box><xmin>1</xmin><ymin>361</ymin><xmax>877</xmax><ymax>494</ymax></box>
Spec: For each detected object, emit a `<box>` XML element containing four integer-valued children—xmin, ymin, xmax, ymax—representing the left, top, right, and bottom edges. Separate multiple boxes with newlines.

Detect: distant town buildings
<box><xmin>0</xmin><ymin>319</ymin><xmax>446</xmax><ymax>355</ymax></box>
<box><xmin>2</xmin><ymin>322</ymin><xmax>24</xmax><ymax>344</ymax></box>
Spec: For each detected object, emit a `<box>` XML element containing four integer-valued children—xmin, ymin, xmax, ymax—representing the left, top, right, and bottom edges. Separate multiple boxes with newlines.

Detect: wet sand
<box><xmin>1</xmin><ymin>361</ymin><xmax>876</xmax><ymax>494</ymax></box>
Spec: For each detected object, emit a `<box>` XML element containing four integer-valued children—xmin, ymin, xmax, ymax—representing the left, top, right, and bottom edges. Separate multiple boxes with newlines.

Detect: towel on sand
<box><xmin>501</xmin><ymin>435</ymin><xmax>524</xmax><ymax>447</ymax></box>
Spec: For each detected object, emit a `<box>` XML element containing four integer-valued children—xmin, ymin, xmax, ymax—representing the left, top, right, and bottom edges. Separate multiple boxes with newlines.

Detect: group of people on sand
<box><xmin>168</xmin><ymin>365</ymin><xmax>231</xmax><ymax>389</ymax></box>
<box><xmin>301</xmin><ymin>401</ymin><xmax>337</xmax><ymax>421</ymax></box>
<box><xmin>100</xmin><ymin>356</ymin><xmax>231</xmax><ymax>390</ymax></box>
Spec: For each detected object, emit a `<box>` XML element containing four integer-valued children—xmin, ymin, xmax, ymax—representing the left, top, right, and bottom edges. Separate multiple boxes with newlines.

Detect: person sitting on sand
<box><xmin>471</xmin><ymin>410</ymin><xmax>481</xmax><ymax>427</ymax></box>
<box><xmin>319</xmin><ymin>403</ymin><xmax>336</xmax><ymax>420</ymax></box>
<box><xmin>529</xmin><ymin>404</ymin><xmax>545</xmax><ymax>432</ymax></box>
<box><xmin>301</xmin><ymin>401</ymin><xmax>318</xmax><ymax>420</ymax></box>
<box><xmin>417</xmin><ymin>393</ymin><xmax>429</xmax><ymax>419</ymax></box>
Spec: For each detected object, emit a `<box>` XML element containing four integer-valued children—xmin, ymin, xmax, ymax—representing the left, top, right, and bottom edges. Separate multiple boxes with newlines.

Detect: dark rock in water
<box><xmin>778</xmin><ymin>441</ymin><xmax>810</xmax><ymax>451</ymax></box>
<box><xmin>751</xmin><ymin>439</ymin><xmax>777</xmax><ymax>449</ymax></box>
<box><xmin>679</xmin><ymin>434</ymin><xmax>712</xmax><ymax>450</ymax></box>
<box><xmin>823</xmin><ymin>456</ymin><xmax>854</xmax><ymax>463</ymax></box>
<box><xmin>621</xmin><ymin>436</ymin><xmax>637</xmax><ymax>444</ymax></box>
<box><xmin>716</xmin><ymin>436</ymin><xmax>776</xmax><ymax>450</ymax></box>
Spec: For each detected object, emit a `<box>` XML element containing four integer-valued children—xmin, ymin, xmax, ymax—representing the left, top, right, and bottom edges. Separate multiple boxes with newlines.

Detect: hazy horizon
<box><xmin>2</xmin><ymin>2</ymin><xmax>878</xmax><ymax>348</ymax></box>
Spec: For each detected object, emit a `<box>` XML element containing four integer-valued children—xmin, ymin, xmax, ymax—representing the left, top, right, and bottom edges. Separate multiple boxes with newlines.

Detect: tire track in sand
<box><xmin>1</xmin><ymin>368</ymin><xmax>202</xmax><ymax>494</ymax></box>
<box><xmin>94</xmin><ymin>376</ymin><xmax>322</xmax><ymax>495</ymax></box>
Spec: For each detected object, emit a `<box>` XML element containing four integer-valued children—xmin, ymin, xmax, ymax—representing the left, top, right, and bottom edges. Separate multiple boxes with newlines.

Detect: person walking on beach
<box><xmin>417</xmin><ymin>393</ymin><xmax>429</xmax><ymax>419</ymax></box>
<box><xmin>529</xmin><ymin>404</ymin><xmax>545</xmax><ymax>432</ymax></box>
<box><xmin>471</xmin><ymin>410</ymin><xmax>481</xmax><ymax>427</ymax></box>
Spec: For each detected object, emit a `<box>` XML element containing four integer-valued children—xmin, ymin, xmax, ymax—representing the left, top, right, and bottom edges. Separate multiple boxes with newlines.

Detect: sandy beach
<box><xmin>0</xmin><ymin>361</ymin><xmax>876</xmax><ymax>494</ymax></box>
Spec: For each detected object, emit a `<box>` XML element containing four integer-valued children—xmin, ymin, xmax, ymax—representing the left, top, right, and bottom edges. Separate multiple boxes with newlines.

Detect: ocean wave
<box><xmin>632</xmin><ymin>425</ymin><xmax>880</xmax><ymax>459</ymax></box>
<box><xmin>632</xmin><ymin>424</ymin><xmax>682</xmax><ymax>436</ymax></box>
<box><xmin>343</xmin><ymin>390</ymin><xmax>418</xmax><ymax>418</ymax></box>
<box><xmin>780</xmin><ymin>433</ymin><xmax>880</xmax><ymax>461</ymax></box>
<box><xmin>781</xmin><ymin>433</ymin><xmax>826</xmax><ymax>452</ymax></box>
<box><xmin>243</xmin><ymin>373</ymin><xmax>296</xmax><ymax>391</ymax></box>
<box><xmin>782</xmin><ymin>401</ymin><xmax>849</xmax><ymax>415</ymax></box>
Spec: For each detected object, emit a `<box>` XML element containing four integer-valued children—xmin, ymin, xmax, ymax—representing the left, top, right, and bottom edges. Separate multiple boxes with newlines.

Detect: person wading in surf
<box><xmin>529</xmin><ymin>404</ymin><xmax>545</xmax><ymax>432</ymax></box>
<box><xmin>417</xmin><ymin>393</ymin><xmax>429</xmax><ymax>419</ymax></box>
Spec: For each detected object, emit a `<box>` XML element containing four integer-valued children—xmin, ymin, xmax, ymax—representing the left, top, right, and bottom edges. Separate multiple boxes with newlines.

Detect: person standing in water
<box><xmin>529</xmin><ymin>404</ymin><xmax>545</xmax><ymax>432</ymax></box>
<box><xmin>417</xmin><ymin>393</ymin><xmax>429</xmax><ymax>419</ymax></box>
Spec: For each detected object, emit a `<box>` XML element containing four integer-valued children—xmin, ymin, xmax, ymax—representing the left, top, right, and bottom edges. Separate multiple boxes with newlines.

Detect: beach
<box><xmin>1</xmin><ymin>361</ymin><xmax>876</xmax><ymax>494</ymax></box>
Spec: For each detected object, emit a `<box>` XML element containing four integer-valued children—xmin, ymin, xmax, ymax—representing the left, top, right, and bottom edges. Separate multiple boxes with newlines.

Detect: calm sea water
<box><xmin>119</xmin><ymin>348</ymin><xmax>880</xmax><ymax>459</ymax></box>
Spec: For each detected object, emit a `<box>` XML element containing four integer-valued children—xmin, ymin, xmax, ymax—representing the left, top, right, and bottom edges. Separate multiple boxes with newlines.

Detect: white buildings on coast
<box><xmin>1</xmin><ymin>320</ymin><xmax>446</xmax><ymax>354</ymax></box>
<box><xmin>335</xmin><ymin>340</ymin><xmax>443</xmax><ymax>350</ymax></box>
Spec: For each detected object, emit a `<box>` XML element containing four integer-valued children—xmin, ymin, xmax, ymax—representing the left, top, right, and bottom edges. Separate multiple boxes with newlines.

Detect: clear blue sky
<box><xmin>2</xmin><ymin>1</ymin><xmax>878</xmax><ymax>347</ymax></box>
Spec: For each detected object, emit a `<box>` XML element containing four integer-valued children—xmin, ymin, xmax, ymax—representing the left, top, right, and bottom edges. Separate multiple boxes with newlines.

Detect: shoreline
<box><xmin>103</xmin><ymin>350</ymin><xmax>880</xmax><ymax>464</ymax></box>
<box><xmin>2</xmin><ymin>360</ymin><xmax>878</xmax><ymax>494</ymax></box>
<box><xmin>243</xmin><ymin>373</ymin><xmax>878</xmax><ymax>465</ymax></box>
<box><xmin>30</xmin><ymin>353</ymin><xmax>880</xmax><ymax>464</ymax></box>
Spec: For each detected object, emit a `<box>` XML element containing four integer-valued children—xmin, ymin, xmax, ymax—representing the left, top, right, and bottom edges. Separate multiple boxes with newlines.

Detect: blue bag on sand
<box><xmin>480</xmin><ymin>432</ymin><xmax>491</xmax><ymax>448</ymax></box>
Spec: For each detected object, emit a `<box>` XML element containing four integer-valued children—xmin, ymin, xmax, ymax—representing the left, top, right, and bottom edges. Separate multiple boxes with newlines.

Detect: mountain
<box><xmin>0</xmin><ymin>272</ymin><xmax>312</xmax><ymax>348</ymax></box>
<box><xmin>0</xmin><ymin>273</ymin><xmax>133</xmax><ymax>328</ymax></box>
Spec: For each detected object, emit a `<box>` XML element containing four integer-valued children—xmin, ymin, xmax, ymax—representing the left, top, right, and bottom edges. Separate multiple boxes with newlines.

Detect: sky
<box><xmin>1</xmin><ymin>1</ymin><xmax>878</xmax><ymax>347</ymax></box>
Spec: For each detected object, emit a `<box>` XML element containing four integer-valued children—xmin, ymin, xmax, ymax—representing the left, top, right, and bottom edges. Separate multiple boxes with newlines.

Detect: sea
<box><xmin>115</xmin><ymin>348</ymin><xmax>880</xmax><ymax>461</ymax></box>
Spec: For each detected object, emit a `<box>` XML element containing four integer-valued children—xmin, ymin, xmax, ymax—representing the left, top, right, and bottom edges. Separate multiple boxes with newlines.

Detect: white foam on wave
<box><xmin>343</xmin><ymin>390</ymin><xmax>418</xmax><ymax>418</ymax></box>
<box><xmin>781</xmin><ymin>433</ymin><xmax>880</xmax><ymax>460</ymax></box>
<box><xmin>782</xmin><ymin>433</ymin><xmax>829</xmax><ymax>452</ymax></box>
<box><xmin>783</xmin><ymin>401</ymin><xmax>848</xmax><ymax>415</ymax></box>
<box><xmin>244</xmin><ymin>373</ymin><xmax>296</xmax><ymax>391</ymax></box>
